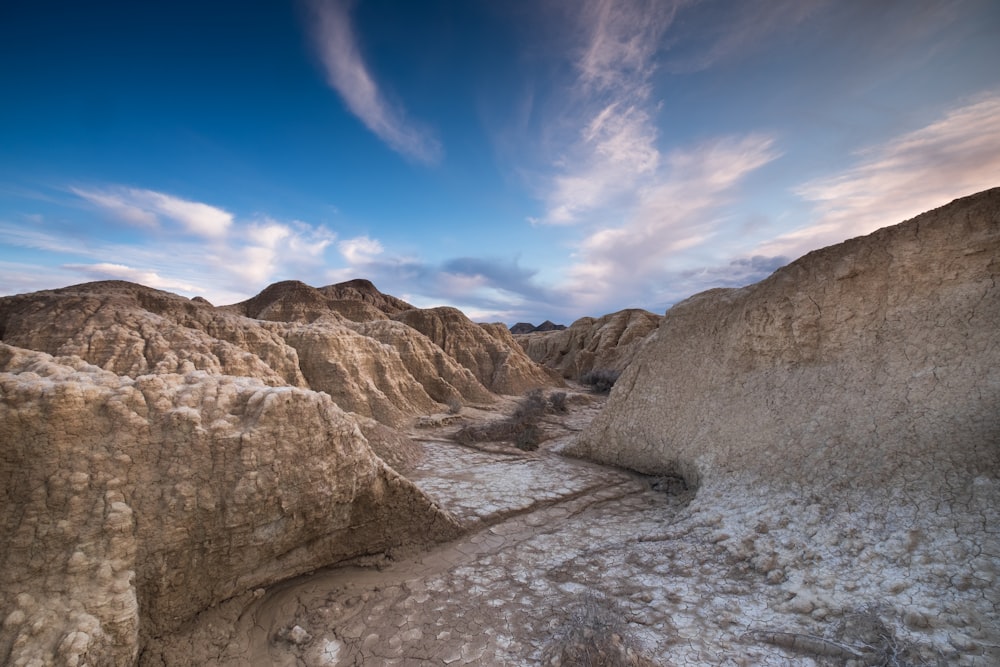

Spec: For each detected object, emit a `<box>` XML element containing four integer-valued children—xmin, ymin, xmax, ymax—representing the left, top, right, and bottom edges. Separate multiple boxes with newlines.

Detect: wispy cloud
<box><xmin>305</xmin><ymin>0</ymin><xmax>442</xmax><ymax>164</ymax></box>
<box><xmin>72</xmin><ymin>186</ymin><xmax>233</xmax><ymax>238</ymax></box>
<box><xmin>2</xmin><ymin>187</ymin><xmax>340</xmax><ymax>304</ymax></box>
<box><xmin>759</xmin><ymin>92</ymin><xmax>1000</xmax><ymax>258</ymax></box>
<box><xmin>62</xmin><ymin>262</ymin><xmax>201</xmax><ymax>293</ymax></box>
<box><xmin>534</xmin><ymin>0</ymin><xmax>679</xmax><ymax>225</ymax></box>
<box><xmin>664</xmin><ymin>0</ymin><xmax>830</xmax><ymax>73</ymax></box>
<box><xmin>338</xmin><ymin>235</ymin><xmax>383</xmax><ymax>264</ymax></box>
<box><xmin>563</xmin><ymin>134</ymin><xmax>781</xmax><ymax>311</ymax></box>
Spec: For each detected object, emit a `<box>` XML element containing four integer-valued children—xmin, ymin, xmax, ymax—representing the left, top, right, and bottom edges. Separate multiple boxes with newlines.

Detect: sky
<box><xmin>1</xmin><ymin>0</ymin><xmax>999</xmax><ymax>325</ymax></box>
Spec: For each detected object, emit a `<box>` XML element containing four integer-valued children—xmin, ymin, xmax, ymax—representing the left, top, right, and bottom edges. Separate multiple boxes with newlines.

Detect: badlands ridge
<box><xmin>1</xmin><ymin>188</ymin><xmax>998</xmax><ymax>665</ymax></box>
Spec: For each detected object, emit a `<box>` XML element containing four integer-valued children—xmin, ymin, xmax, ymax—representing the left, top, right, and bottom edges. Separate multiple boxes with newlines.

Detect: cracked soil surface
<box><xmin>139</xmin><ymin>389</ymin><xmax>997</xmax><ymax>666</ymax></box>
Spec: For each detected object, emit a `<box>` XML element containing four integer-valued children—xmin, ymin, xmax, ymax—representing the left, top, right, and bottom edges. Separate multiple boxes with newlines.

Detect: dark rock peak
<box><xmin>509</xmin><ymin>320</ymin><xmax>567</xmax><ymax>334</ymax></box>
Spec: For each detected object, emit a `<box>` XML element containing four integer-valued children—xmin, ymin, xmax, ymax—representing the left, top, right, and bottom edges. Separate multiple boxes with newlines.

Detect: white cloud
<box><xmin>63</xmin><ymin>262</ymin><xmax>201</xmax><ymax>293</ymax></box>
<box><xmin>70</xmin><ymin>187</ymin><xmax>158</xmax><ymax>228</ymax></box>
<box><xmin>534</xmin><ymin>0</ymin><xmax>677</xmax><ymax>226</ymax></box>
<box><xmin>306</xmin><ymin>0</ymin><xmax>442</xmax><ymax>164</ymax></box>
<box><xmin>562</xmin><ymin>134</ymin><xmax>780</xmax><ymax>311</ymax></box>
<box><xmin>72</xmin><ymin>186</ymin><xmax>233</xmax><ymax>238</ymax></box>
<box><xmin>759</xmin><ymin>92</ymin><xmax>1000</xmax><ymax>258</ymax></box>
<box><xmin>338</xmin><ymin>235</ymin><xmax>383</xmax><ymax>264</ymax></box>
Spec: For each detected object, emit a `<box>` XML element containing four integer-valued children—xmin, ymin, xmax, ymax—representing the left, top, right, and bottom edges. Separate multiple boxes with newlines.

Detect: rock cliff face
<box><xmin>393</xmin><ymin>307</ymin><xmax>554</xmax><ymax>395</ymax></box>
<box><xmin>571</xmin><ymin>189</ymin><xmax>1000</xmax><ymax>649</ymax></box>
<box><xmin>0</xmin><ymin>277</ymin><xmax>558</xmax><ymax>665</ymax></box>
<box><xmin>517</xmin><ymin>309</ymin><xmax>661</xmax><ymax>379</ymax></box>
<box><xmin>0</xmin><ymin>344</ymin><xmax>461</xmax><ymax>667</ymax></box>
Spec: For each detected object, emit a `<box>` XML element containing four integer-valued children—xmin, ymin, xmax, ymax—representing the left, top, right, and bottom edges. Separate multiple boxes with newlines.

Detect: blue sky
<box><xmin>2</xmin><ymin>0</ymin><xmax>999</xmax><ymax>324</ymax></box>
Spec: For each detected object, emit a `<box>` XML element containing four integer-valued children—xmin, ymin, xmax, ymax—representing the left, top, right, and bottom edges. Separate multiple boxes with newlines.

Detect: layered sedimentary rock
<box><xmin>393</xmin><ymin>307</ymin><xmax>553</xmax><ymax>394</ymax></box>
<box><xmin>517</xmin><ymin>308</ymin><xmax>661</xmax><ymax>380</ymax></box>
<box><xmin>225</xmin><ymin>279</ymin><xmax>391</xmax><ymax>323</ymax></box>
<box><xmin>0</xmin><ymin>281</ymin><xmax>306</xmax><ymax>386</ymax></box>
<box><xmin>318</xmin><ymin>278</ymin><xmax>414</xmax><ymax>317</ymax></box>
<box><xmin>571</xmin><ymin>189</ymin><xmax>1000</xmax><ymax>658</ymax></box>
<box><xmin>0</xmin><ymin>344</ymin><xmax>461</xmax><ymax>667</ymax></box>
<box><xmin>0</xmin><ymin>280</ymin><xmax>510</xmax><ymax>429</ymax></box>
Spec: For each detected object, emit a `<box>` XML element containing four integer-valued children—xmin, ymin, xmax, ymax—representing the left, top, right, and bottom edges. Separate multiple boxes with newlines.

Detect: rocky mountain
<box><xmin>0</xmin><ymin>277</ymin><xmax>556</xmax><ymax>665</ymax></box>
<box><xmin>517</xmin><ymin>308</ymin><xmax>661</xmax><ymax>380</ymax></box>
<box><xmin>393</xmin><ymin>307</ymin><xmax>555</xmax><ymax>395</ymax></box>
<box><xmin>509</xmin><ymin>320</ymin><xmax>566</xmax><ymax>335</ymax></box>
<box><xmin>570</xmin><ymin>188</ymin><xmax>1000</xmax><ymax>648</ymax></box>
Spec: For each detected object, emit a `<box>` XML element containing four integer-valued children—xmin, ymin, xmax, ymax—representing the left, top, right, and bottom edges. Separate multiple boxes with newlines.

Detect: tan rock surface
<box><xmin>569</xmin><ymin>188</ymin><xmax>1000</xmax><ymax>660</ymax></box>
<box><xmin>393</xmin><ymin>307</ymin><xmax>552</xmax><ymax>395</ymax></box>
<box><xmin>318</xmin><ymin>278</ymin><xmax>414</xmax><ymax>317</ymax></box>
<box><xmin>517</xmin><ymin>308</ymin><xmax>661</xmax><ymax>379</ymax></box>
<box><xmin>0</xmin><ymin>344</ymin><xmax>461</xmax><ymax>666</ymax></box>
<box><xmin>0</xmin><ymin>281</ymin><xmax>306</xmax><ymax>386</ymax></box>
<box><xmin>224</xmin><ymin>279</ymin><xmax>391</xmax><ymax>323</ymax></box>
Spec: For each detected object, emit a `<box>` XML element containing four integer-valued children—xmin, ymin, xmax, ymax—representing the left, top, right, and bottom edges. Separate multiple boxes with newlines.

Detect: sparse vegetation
<box><xmin>446</xmin><ymin>397</ymin><xmax>463</xmax><ymax>414</ymax></box>
<box><xmin>454</xmin><ymin>388</ymin><xmax>564</xmax><ymax>451</ymax></box>
<box><xmin>743</xmin><ymin>605</ymin><xmax>942</xmax><ymax>666</ymax></box>
<box><xmin>581</xmin><ymin>368</ymin><xmax>621</xmax><ymax>394</ymax></box>
<box><xmin>549</xmin><ymin>391</ymin><xmax>568</xmax><ymax>413</ymax></box>
<box><xmin>541</xmin><ymin>593</ymin><xmax>658</xmax><ymax>666</ymax></box>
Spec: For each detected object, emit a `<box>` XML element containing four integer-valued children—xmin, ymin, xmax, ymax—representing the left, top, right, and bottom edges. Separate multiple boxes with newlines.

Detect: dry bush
<box><xmin>454</xmin><ymin>389</ymin><xmax>549</xmax><ymax>451</ymax></box>
<box><xmin>581</xmin><ymin>368</ymin><xmax>622</xmax><ymax>394</ymax></box>
<box><xmin>541</xmin><ymin>593</ymin><xmax>658</xmax><ymax>666</ymax></box>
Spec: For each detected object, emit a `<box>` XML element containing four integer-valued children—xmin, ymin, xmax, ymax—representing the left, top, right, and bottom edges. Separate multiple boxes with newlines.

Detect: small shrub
<box><xmin>453</xmin><ymin>389</ymin><xmax>547</xmax><ymax>450</ymax></box>
<box><xmin>581</xmin><ymin>368</ymin><xmax>622</xmax><ymax>394</ymax></box>
<box><xmin>446</xmin><ymin>397</ymin><xmax>463</xmax><ymax>414</ymax></box>
<box><xmin>541</xmin><ymin>593</ymin><xmax>657</xmax><ymax>666</ymax></box>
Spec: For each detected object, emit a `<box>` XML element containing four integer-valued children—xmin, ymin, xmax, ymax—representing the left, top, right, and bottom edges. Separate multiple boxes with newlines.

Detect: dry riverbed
<box><xmin>141</xmin><ymin>389</ymin><xmax>981</xmax><ymax>666</ymax></box>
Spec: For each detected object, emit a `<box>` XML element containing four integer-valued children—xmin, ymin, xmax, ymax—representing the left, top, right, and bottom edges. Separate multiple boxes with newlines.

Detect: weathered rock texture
<box><xmin>571</xmin><ymin>188</ymin><xmax>1000</xmax><ymax>661</ymax></box>
<box><xmin>393</xmin><ymin>307</ymin><xmax>554</xmax><ymax>394</ymax></box>
<box><xmin>0</xmin><ymin>281</ymin><xmax>306</xmax><ymax>386</ymax></box>
<box><xmin>0</xmin><ymin>278</ymin><xmax>559</xmax><ymax>665</ymax></box>
<box><xmin>225</xmin><ymin>279</ymin><xmax>395</xmax><ymax>323</ymax></box>
<box><xmin>0</xmin><ymin>344</ymin><xmax>461</xmax><ymax>667</ymax></box>
<box><xmin>0</xmin><ymin>280</ymin><xmax>511</xmax><ymax>427</ymax></box>
<box><xmin>517</xmin><ymin>308</ymin><xmax>661</xmax><ymax>380</ymax></box>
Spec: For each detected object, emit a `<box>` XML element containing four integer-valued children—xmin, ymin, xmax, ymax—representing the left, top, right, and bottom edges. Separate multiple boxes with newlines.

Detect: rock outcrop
<box><xmin>509</xmin><ymin>320</ymin><xmax>566</xmax><ymax>335</ymax></box>
<box><xmin>0</xmin><ymin>281</ymin><xmax>507</xmax><ymax>428</ymax></box>
<box><xmin>0</xmin><ymin>277</ymin><xmax>563</xmax><ymax>665</ymax></box>
<box><xmin>517</xmin><ymin>309</ymin><xmax>660</xmax><ymax>380</ymax></box>
<box><xmin>0</xmin><ymin>344</ymin><xmax>461</xmax><ymax>666</ymax></box>
<box><xmin>570</xmin><ymin>189</ymin><xmax>1000</xmax><ymax>657</ymax></box>
<box><xmin>0</xmin><ymin>281</ymin><xmax>306</xmax><ymax>386</ymax></box>
<box><xmin>318</xmin><ymin>278</ymin><xmax>415</xmax><ymax>317</ymax></box>
<box><xmin>393</xmin><ymin>307</ymin><xmax>554</xmax><ymax>395</ymax></box>
<box><xmin>224</xmin><ymin>279</ymin><xmax>393</xmax><ymax>323</ymax></box>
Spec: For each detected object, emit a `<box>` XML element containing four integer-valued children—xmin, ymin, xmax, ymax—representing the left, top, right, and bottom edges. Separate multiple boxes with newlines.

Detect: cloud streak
<box><xmin>563</xmin><ymin>134</ymin><xmax>781</xmax><ymax>311</ymax></box>
<box><xmin>760</xmin><ymin>92</ymin><xmax>1000</xmax><ymax>258</ymax></box>
<box><xmin>306</xmin><ymin>0</ymin><xmax>442</xmax><ymax>164</ymax></box>
<box><xmin>534</xmin><ymin>0</ymin><xmax>679</xmax><ymax>225</ymax></box>
<box><xmin>72</xmin><ymin>186</ymin><xmax>233</xmax><ymax>238</ymax></box>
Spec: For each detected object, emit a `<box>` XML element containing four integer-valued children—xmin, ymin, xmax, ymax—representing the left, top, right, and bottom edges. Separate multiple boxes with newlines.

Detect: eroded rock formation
<box><xmin>570</xmin><ymin>188</ymin><xmax>1000</xmax><ymax>656</ymax></box>
<box><xmin>517</xmin><ymin>308</ymin><xmax>661</xmax><ymax>380</ymax></box>
<box><xmin>393</xmin><ymin>307</ymin><xmax>554</xmax><ymax>394</ymax></box>
<box><xmin>0</xmin><ymin>277</ymin><xmax>558</xmax><ymax>665</ymax></box>
<box><xmin>0</xmin><ymin>344</ymin><xmax>461</xmax><ymax>666</ymax></box>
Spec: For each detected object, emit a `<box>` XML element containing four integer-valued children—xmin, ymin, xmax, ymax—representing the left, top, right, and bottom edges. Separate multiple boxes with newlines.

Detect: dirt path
<box><xmin>139</xmin><ymin>392</ymin><xmax>780</xmax><ymax>666</ymax></box>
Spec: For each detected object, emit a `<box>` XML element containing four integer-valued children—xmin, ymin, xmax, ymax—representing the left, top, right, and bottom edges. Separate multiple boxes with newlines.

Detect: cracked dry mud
<box><xmin>140</xmin><ymin>392</ymin><xmax>992</xmax><ymax>666</ymax></box>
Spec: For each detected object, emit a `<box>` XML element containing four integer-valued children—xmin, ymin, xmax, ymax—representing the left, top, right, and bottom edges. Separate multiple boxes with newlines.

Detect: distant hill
<box><xmin>509</xmin><ymin>320</ymin><xmax>566</xmax><ymax>334</ymax></box>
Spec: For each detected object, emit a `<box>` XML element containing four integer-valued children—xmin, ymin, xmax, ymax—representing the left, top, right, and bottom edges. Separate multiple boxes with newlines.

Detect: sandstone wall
<box><xmin>517</xmin><ymin>308</ymin><xmax>661</xmax><ymax>380</ymax></box>
<box><xmin>0</xmin><ymin>344</ymin><xmax>461</xmax><ymax>666</ymax></box>
<box><xmin>393</xmin><ymin>307</ymin><xmax>552</xmax><ymax>395</ymax></box>
<box><xmin>570</xmin><ymin>189</ymin><xmax>1000</xmax><ymax>658</ymax></box>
